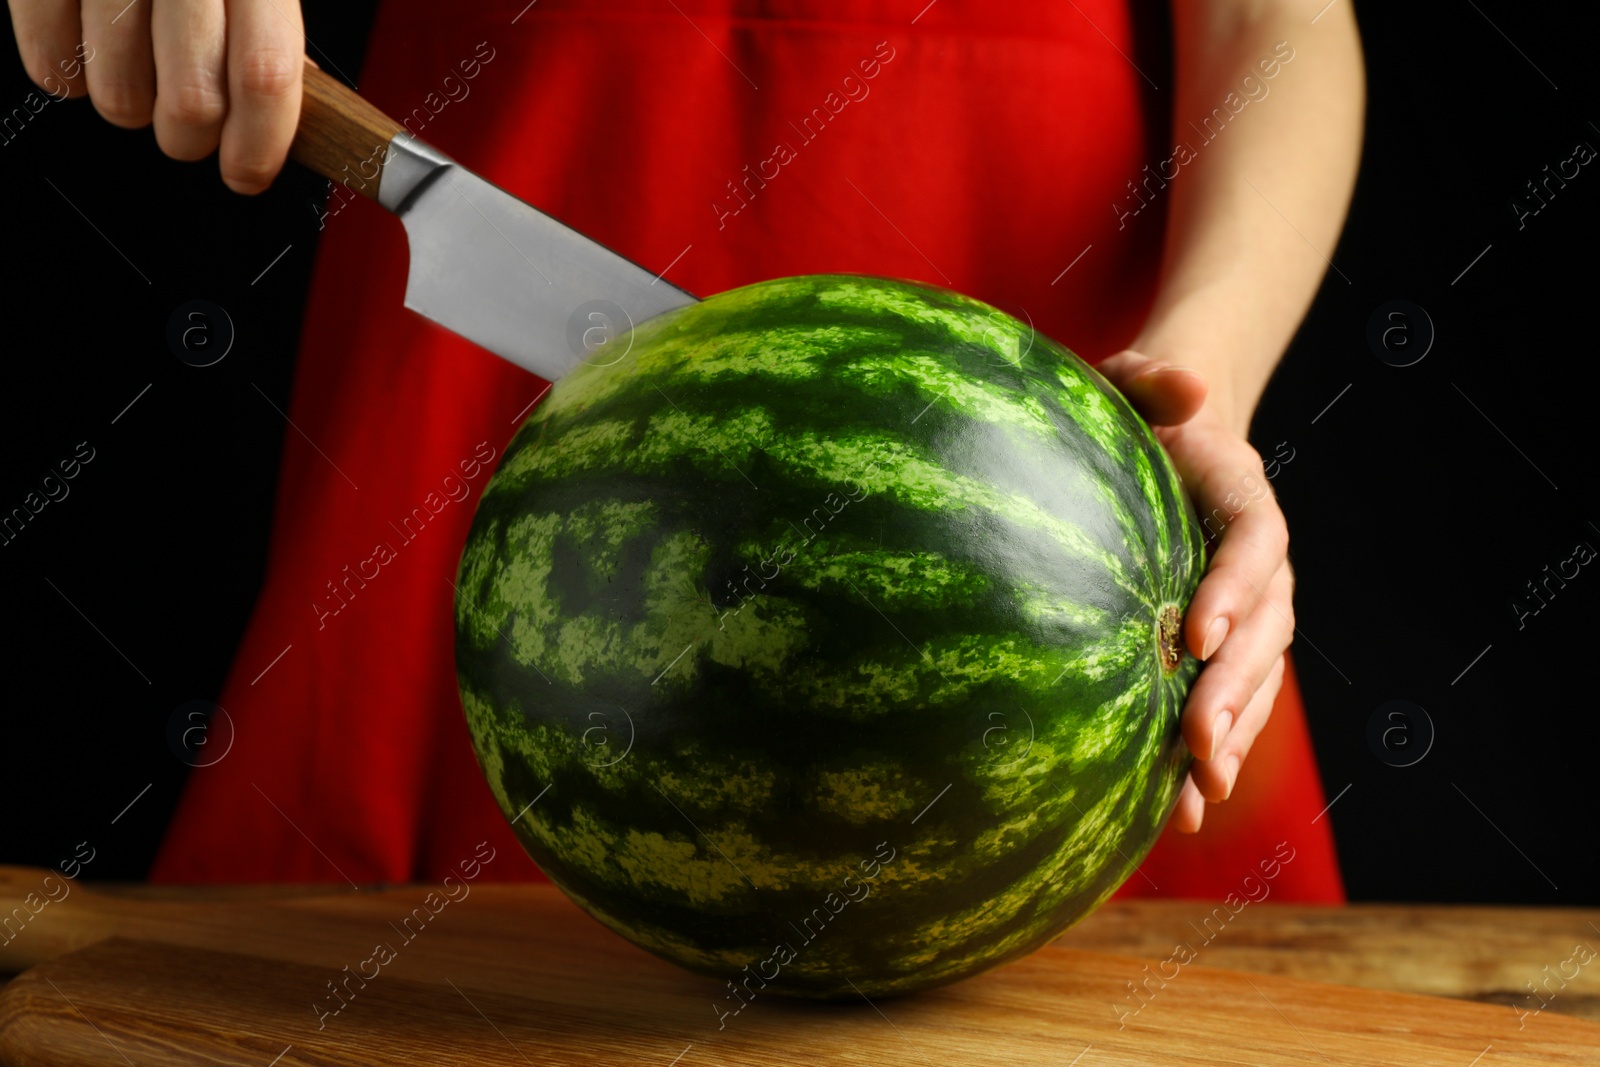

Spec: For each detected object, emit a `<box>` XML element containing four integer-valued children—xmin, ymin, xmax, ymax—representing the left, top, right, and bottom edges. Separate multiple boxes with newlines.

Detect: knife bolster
<box><xmin>378</xmin><ymin>135</ymin><xmax>455</xmax><ymax>215</ymax></box>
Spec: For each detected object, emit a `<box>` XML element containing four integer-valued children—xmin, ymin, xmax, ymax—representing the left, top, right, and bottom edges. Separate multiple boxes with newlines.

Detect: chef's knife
<box><xmin>288</xmin><ymin>62</ymin><xmax>697</xmax><ymax>380</ymax></box>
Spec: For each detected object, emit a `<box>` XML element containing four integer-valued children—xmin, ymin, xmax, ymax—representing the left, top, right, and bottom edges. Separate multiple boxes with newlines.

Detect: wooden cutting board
<box><xmin>0</xmin><ymin>867</ymin><xmax>1594</xmax><ymax>1066</ymax></box>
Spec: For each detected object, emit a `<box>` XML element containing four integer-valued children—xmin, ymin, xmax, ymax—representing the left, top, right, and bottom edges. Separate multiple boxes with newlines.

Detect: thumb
<box><xmin>1097</xmin><ymin>349</ymin><xmax>1209</xmax><ymax>427</ymax></box>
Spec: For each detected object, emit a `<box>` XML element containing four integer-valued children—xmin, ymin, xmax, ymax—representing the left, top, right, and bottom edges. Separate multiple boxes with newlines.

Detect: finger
<box><xmin>150</xmin><ymin>0</ymin><xmax>226</xmax><ymax>160</ymax></box>
<box><xmin>1184</xmin><ymin>489</ymin><xmax>1290</xmax><ymax>662</ymax></box>
<box><xmin>218</xmin><ymin>0</ymin><xmax>302</xmax><ymax>194</ymax></box>
<box><xmin>8</xmin><ymin>0</ymin><xmax>87</xmax><ymax>98</ymax></box>
<box><xmin>82</xmin><ymin>0</ymin><xmax>155</xmax><ymax>128</ymax></box>
<box><xmin>1099</xmin><ymin>351</ymin><xmax>1209</xmax><ymax>427</ymax></box>
<box><xmin>1181</xmin><ymin>560</ymin><xmax>1295</xmax><ymax>766</ymax></box>
<box><xmin>1170</xmin><ymin>774</ymin><xmax>1205</xmax><ymax>834</ymax></box>
<box><xmin>1189</xmin><ymin>653</ymin><xmax>1285</xmax><ymax>802</ymax></box>
<box><xmin>1121</xmin><ymin>366</ymin><xmax>1208</xmax><ymax>426</ymax></box>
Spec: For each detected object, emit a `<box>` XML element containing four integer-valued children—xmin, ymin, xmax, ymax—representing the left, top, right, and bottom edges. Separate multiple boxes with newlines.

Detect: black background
<box><xmin>2</xmin><ymin>1</ymin><xmax>1595</xmax><ymax>903</ymax></box>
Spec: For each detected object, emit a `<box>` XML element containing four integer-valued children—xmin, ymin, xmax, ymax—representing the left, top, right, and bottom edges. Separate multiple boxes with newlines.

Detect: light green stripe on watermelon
<box><xmin>462</xmin><ymin>507</ymin><xmax>1147</xmax><ymax>718</ymax></box>
<box><xmin>474</xmin><ymin>681</ymin><xmax>1094</xmax><ymax>907</ymax></box>
<box><xmin>811</xmin><ymin>277</ymin><xmax>1029</xmax><ymax>364</ymax></box>
<box><xmin>765</xmin><ymin>631</ymin><xmax>1119</xmax><ymax>720</ymax></box>
<box><xmin>783</xmin><ymin>433</ymin><xmax>1126</xmax><ymax>597</ymax></box>
<box><xmin>964</xmin><ymin>753</ymin><xmax>1082</xmax><ymax>837</ymax></box>
<box><xmin>1050</xmin><ymin>362</ymin><xmax>1139</xmax><ymax>460</ymax></box>
<box><xmin>481</xmin><ymin>513</ymin><xmax>563</xmax><ymax>658</ymax></box>
<box><xmin>552</xmin><ymin>320</ymin><xmax>1144</xmax><ymax>569</ymax></box>
<box><xmin>1128</xmin><ymin>442</ymin><xmax>1170</xmax><ymax>570</ymax></box>
<box><xmin>813</xmin><ymin>764</ymin><xmax>927</xmax><ymax>824</ymax></box>
<box><xmin>465</xmin><ymin>685</ymin><xmax>785</xmax><ymax>817</ymax></box>
<box><xmin>1029</xmin><ymin>612</ymin><xmax>1149</xmax><ymax>683</ymax></box>
<box><xmin>554</xmin><ymin>324</ymin><xmax>897</xmax><ymax>410</ymax></box>
<box><xmin>1065</xmin><ymin>682</ymin><xmax>1150</xmax><ymax>764</ymax></box>
<box><xmin>488</xmin><ymin>407</ymin><xmax>1143</xmax><ymax>604</ymax></box>
<box><xmin>764</xmin><ymin>538</ymin><xmax>989</xmax><ymax>610</ymax></box>
<box><xmin>890</xmin><ymin>784</ymin><xmax>1148</xmax><ymax>968</ymax></box>
<box><xmin>468</xmin><ymin>520</ymin><xmax>809</xmax><ymax>685</ymax></box>
<box><xmin>517</xmin><ymin>795</ymin><xmax>884</xmax><ymax>904</ymax></box>
<box><xmin>888</xmin><ymin>723</ymin><xmax>1185</xmax><ymax>987</ymax></box>
<box><xmin>834</xmin><ymin>351</ymin><xmax>1054</xmax><ymax>435</ymax></box>
<box><xmin>455</xmin><ymin>517</ymin><xmax>502</xmax><ymax>643</ymax></box>
<box><xmin>564</xmin><ymin>498</ymin><xmax>659</xmax><ymax>555</ymax></box>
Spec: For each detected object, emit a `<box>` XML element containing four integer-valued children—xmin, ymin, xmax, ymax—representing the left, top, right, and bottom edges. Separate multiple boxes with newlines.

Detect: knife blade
<box><xmin>289</xmin><ymin>62</ymin><xmax>697</xmax><ymax>381</ymax></box>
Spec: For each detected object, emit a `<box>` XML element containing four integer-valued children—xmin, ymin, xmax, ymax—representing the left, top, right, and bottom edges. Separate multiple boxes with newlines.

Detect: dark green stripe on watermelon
<box><xmin>454</xmin><ymin>274</ymin><xmax>1203</xmax><ymax>998</ymax></box>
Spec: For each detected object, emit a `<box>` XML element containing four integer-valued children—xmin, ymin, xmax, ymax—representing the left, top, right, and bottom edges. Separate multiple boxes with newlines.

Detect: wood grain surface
<box><xmin>0</xmin><ymin>869</ymin><xmax>1596</xmax><ymax>1066</ymax></box>
<box><xmin>2</xmin><ymin>933</ymin><xmax>1594</xmax><ymax>1067</ymax></box>
<box><xmin>1064</xmin><ymin>899</ymin><xmax>1600</xmax><ymax>1025</ymax></box>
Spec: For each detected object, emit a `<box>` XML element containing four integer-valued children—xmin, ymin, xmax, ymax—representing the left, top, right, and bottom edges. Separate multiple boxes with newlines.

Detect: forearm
<box><xmin>1131</xmin><ymin>1</ymin><xmax>1365</xmax><ymax>436</ymax></box>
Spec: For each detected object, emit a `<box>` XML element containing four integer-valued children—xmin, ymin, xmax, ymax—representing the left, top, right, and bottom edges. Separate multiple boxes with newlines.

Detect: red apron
<box><xmin>152</xmin><ymin>0</ymin><xmax>1344</xmax><ymax>903</ymax></box>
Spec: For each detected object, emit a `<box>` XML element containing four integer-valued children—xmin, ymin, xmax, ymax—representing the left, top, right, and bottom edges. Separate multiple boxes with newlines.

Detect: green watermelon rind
<box><xmin>453</xmin><ymin>274</ymin><xmax>1204</xmax><ymax>1000</ymax></box>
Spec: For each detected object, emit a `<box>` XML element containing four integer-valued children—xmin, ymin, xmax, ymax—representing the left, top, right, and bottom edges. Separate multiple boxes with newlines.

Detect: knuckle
<box><xmin>1202</xmin><ymin>560</ymin><xmax>1254</xmax><ymax>603</ymax></box>
<box><xmin>162</xmin><ymin>79</ymin><xmax>227</xmax><ymax>128</ymax></box>
<box><xmin>19</xmin><ymin>48</ymin><xmax>61</xmax><ymax>92</ymax></box>
<box><xmin>1206</xmin><ymin>659</ymin><xmax>1253</xmax><ymax>706</ymax></box>
<box><xmin>233</xmin><ymin>48</ymin><xmax>299</xmax><ymax>101</ymax></box>
<box><xmin>1255</xmin><ymin>505</ymin><xmax>1290</xmax><ymax>547</ymax></box>
<box><xmin>1226</xmin><ymin>665</ymin><xmax>1258</xmax><ymax>707</ymax></box>
<box><xmin>1250</xmin><ymin>653</ymin><xmax>1289</xmax><ymax>707</ymax></box>
<box><xmin>93</xmin><ymin>81</ymin><xmax>153</xmax><ymax>127</ymax></box>
<box><xmin>222</xmin><ymin>155</ymin><xmax>279</xmax><ymax>192</ymax></box>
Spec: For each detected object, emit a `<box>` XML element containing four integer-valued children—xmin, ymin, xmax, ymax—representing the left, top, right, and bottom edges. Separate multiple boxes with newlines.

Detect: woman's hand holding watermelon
<box><xmin>1096</xmin><ymin>0</ymin><xmax>1365</xmax><ymax>832</ymax></box>
<box><xmin>1099</xmin><ymin>352</ymin><xmax>1293</xmax><ymax>835</ymax></box>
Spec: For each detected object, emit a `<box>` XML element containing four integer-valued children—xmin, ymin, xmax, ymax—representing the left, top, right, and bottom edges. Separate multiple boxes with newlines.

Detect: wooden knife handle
<box><xmin>289</xmin><ymin>60</ymin><xmax>404</xmax><ymax>201</ymax></box>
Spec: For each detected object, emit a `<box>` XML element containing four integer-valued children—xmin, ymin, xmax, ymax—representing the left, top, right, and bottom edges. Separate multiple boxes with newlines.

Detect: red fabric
<box><xmin>152</xmin><ymin>0</ymin><xmax>1343</xmax><ymax>902</ymax></box>
<box><xmin>1113</xmin><ymin>655</ymin><xmax>1345</xmax><ymax>902</ymax></box>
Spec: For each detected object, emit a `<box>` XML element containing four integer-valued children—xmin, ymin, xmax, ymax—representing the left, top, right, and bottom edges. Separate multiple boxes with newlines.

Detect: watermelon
<box><xmin>453</xmin><ymin>274</ymin><xmax>1204</xmax><ymax>1000</ymax></box>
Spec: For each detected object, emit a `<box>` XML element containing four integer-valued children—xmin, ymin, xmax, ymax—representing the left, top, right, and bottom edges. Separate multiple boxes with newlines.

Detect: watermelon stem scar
<box><xmin>1157</xmin><ymin>605</ymin><xmax>1184</xmax><ymax>673</ymax></box>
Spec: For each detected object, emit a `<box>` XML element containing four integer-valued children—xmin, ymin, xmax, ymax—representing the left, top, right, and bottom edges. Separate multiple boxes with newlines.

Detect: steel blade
<box><xmin>390</xmin><ymin>154</ymin><xmax>696</xmax><ymax>381</ymax></box>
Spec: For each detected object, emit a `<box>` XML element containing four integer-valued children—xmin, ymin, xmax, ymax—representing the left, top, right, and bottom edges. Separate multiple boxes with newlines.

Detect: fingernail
<box><xmin>1201</xmin><ymin>617</ymin><xmax>1229</xmax><ymax>660</ymax></box>
<box><xmin>1223</xmin><ymin>754</ymin><xmax>1241</xmax><ymax>799</ymax></box>
<box><xmin>1139</xmin><ymin>365</ymin><xmax>1199</xmax><ymax>385</ymax></box>
<box><xmin>1209</xmin><ymin>711</ymin><xmax>1233</xmax><ymax>761</ymax></box>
